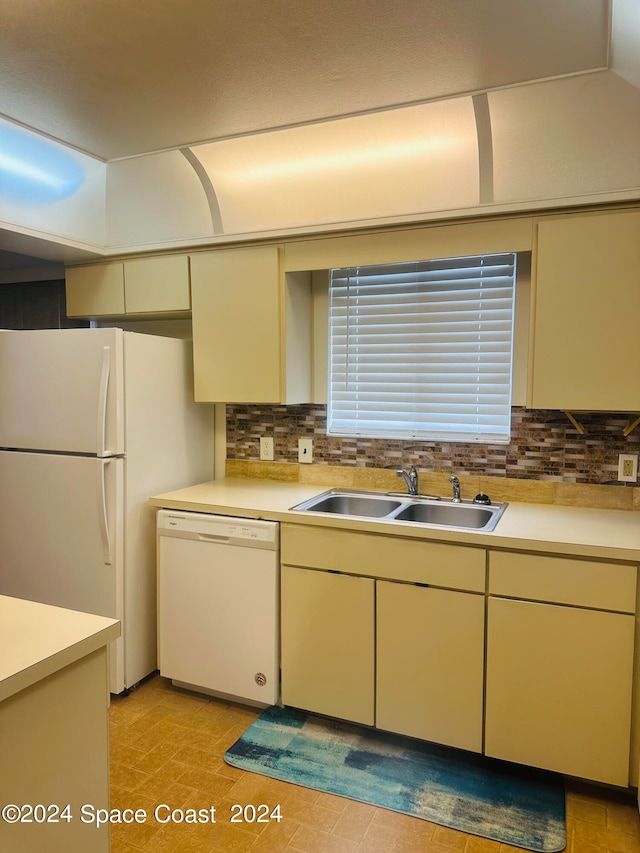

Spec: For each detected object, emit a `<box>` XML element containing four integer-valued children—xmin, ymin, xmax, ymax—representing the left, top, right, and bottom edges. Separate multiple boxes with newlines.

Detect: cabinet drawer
<box><xmin>281</xmin><ymin>524</ymin><xmax>485</xmax><ymax>592</ymax></box>
<box><xmin>377</xmin><ymin>581</ymin><xmax>484</xmax><ymax>752</ymax></box>
<box><xmin>489</xmin><ymin>551</ymin><xmax>637</xmax><ymax>612</ymax></box>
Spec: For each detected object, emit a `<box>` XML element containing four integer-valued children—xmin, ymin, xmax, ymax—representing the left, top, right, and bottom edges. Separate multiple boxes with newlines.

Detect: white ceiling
<box><xmin>1</xmin><ymin>0</ymin><xmax>610</xmax><ymax>161</ymax></box>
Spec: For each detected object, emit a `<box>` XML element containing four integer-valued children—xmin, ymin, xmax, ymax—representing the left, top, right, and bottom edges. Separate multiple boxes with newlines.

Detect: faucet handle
<box><xmin>396</xmin><ymin>465</ymin><xmax>419</xmax><ymax>495</ymax></box>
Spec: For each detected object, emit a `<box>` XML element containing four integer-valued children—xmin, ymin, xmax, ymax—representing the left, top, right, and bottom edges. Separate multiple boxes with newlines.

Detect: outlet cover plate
<box><xmin>618</xmin><ymin>454</ymin><xmax>638</xmax><ymax>482</ymax></box>
<box><xmin>260</xmin><ymin>437</ymin><xmax>274</xmax><ymax>461</ymax></box>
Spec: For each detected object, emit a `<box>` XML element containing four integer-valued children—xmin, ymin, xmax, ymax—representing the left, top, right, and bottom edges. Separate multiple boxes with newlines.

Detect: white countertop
<box><xmin>0</xmin><ymin>596</ymin><xmax>120</xmax><ymax>702</ymax></box>
<box><xmin>150</xmin><ymin>478</ymin><xmax>640</xmax><ymax>562</ymax></box>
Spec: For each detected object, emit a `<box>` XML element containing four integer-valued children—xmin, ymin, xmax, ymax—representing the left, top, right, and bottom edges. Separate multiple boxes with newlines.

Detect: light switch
<box><xmin>298</xmin><ymin>438</ymin><xmax>313</xmax><ymax>464</ymax></box>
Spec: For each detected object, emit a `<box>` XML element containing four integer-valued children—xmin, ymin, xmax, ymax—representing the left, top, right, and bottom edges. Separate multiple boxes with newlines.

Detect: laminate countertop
<box><xmin>150</xmin><ymin>478</ymin><xmax>640</xmax><ymax>562</ymax></box>
<box><xmin>0</xmin><ymin>595</ymin><xmax>120</xmax><ymax>702</ymax></box>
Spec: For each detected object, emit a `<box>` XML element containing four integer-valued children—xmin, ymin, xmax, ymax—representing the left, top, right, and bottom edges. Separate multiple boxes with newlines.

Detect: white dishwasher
<box><xmin>157</xmin><ymin>509</ymin><xmax>279</xmax><ymax>705</ymax></box>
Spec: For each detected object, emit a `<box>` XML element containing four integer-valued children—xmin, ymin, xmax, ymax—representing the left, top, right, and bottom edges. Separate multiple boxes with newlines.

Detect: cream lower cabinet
<box><xmin>377</xmin><ymin>581</ymin><xmax>484</xmax><ymax>752</ymax></box>
<box><xmin>485</xmin><ymin>551</ymin><xmax>637</xmax><ymax>786</ymax></box>
<box><xmin>281</xmin><ymin>524</ymin><xmax>638</xmax><ymax>784</ymax></box>
<box><xmin>280</xmin><ymin>524</ymin><xmax>486</xmax><ymax>744</ymax></box>
<box><xmin>280</xmin><ymin>565</ymin><xmax>375</xmax><ymax>725</ymax></box>
<box><xmin>0</xmin><ymin>647</ymin><xmax>111</xmax><ymax>852</ymax></box>
<box><xmin>280</xmin><ymin>566</ymin><xmax>485</xmax><ymax>746</ymax></box>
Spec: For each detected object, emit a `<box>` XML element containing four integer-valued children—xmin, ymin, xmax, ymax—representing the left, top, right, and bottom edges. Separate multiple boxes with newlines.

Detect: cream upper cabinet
<box><xmin>66</xmin><ymin>255</ymin><xmax>190</xmax><ymax>317</ymax></box>
<box><xmin>190</xmin><ymin>246</ymin><xmax>311</xmax><ymax>404</ymax></box>
<box><xmin>529</xmin><ymin>210</ymin><xmax>640</xmax><ymax>410</ymax></box>
<box><xmin>485</xmin><ymin>551</ymin><xmax>637</xmax><ymax>786</ymax></box>
<box><xmin>66</xmin><ymin>263</ymin><xmax>125</xmax><ymax>317</ymax></box>
<box><xmin>123</xmin><ymin>255</ymin><xmax>190</xmax><ymax>314</ymax></box>
<box><xmin>376</xmin><ymin>581</ymin><xmax>484</xmax><ymax>752</ymax></box>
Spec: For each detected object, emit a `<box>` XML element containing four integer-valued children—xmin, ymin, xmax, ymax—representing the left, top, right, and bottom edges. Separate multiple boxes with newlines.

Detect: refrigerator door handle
<box><xmin>97</xmin><ymin>458</ymin><xmax>112</xmax><ymax>565</ymax></box>
<box><xmin>97</xmin><ymin>346</ymin><xmax>111</xmax><ymax>458</ymax></box>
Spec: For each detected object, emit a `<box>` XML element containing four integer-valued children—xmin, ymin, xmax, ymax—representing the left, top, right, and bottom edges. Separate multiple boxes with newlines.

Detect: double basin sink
<box><xmin>291</xmin><ymin>489</ymin><xmax>507</xmax><ymax>532</ymax></box>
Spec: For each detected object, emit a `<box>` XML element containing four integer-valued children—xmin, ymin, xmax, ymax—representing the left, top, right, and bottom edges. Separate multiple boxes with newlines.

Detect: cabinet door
<box><xmin>281</xmin><ymin>565</ymin><xmax>375</xmax><ymax>725</ymax></box>
<box><xmin>0</xmin><ymin>648</ymin><xmax>110</xmax><ymax>853</ymax></box>
<box><xmin>65</xmin><ymin>263</ymin><xmax>125</xmax><ymax>317</ymax></box>
<box><xmin>485</xmin><ymin>597</ymin><xmax>634</xmax><ymax>786</ymax></box>
<box><xmin>530</xmin><ymin>211</ymin><xmax>640</xmax><ymax>410</ymax></box>
<box><xmin>124</xmin><ymin>255</ymin><xmax>190</xmax><ymax>314</ymax></box>
<box><xmin>377</xmin><ymin>581</ymin><xmax>484</xmax><ymax>752</ymax></box>
<box><xmin>190</xmin><ymin>246</ymin><xmax>283</xmax><ymax>403</ymax></box>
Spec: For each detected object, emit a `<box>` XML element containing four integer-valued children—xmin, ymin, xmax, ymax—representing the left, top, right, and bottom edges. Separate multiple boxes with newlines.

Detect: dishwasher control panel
<box><xmin>157</xmin><ymin>509</ymin><xmax>279</xmax><ymax>548</ymax></box>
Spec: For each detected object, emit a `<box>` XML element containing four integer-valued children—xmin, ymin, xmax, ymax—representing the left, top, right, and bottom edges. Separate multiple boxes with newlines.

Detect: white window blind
<box><xmin>328</xmin><ymin>253</ymin><xmax>517</xmax><ymax>443</ymax></box>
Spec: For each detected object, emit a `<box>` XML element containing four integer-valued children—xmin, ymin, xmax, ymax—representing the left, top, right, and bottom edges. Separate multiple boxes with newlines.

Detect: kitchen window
<box><xmin>327</xmin><ymin>253</ymin><xmax>517</xmax><ymax>443</ymax></box>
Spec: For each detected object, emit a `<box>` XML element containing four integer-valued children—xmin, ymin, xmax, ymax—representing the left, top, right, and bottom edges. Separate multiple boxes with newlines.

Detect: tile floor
<box><xmin>109</xmin><ymin>675</ymin><xmax>640</xmax><ymax>853</ymax></box>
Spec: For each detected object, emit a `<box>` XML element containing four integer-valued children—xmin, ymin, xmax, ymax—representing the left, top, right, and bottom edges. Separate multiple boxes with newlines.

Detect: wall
<box><xmin>0</xmin><ymin>280</ymin><xmax>88</xmax><ymax>330</ymax></box>
<box><xmin>227</xmin><ymin>404</ymin><xmax>639</xmax><ymax>487</ymax></box>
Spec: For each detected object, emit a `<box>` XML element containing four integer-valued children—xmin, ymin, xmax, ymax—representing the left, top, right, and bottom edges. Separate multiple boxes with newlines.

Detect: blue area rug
<box><xmin>225</xmin><ymin>705</ymin><xmax>566</xmax><ymax>852</ymax></box>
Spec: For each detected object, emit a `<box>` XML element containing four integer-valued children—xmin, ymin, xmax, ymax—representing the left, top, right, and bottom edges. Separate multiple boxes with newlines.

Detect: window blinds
<box><xmin>328</xmin><ymin>253</ymin><xmax>517</xmax><ymax>443</ymax></box>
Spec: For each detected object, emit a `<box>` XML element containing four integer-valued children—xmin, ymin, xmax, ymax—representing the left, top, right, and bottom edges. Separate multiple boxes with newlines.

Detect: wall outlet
<box><xmin>618</xmin><ymin>454</ymin><xmax>638</xmax><ymax>482</ymax></box>
<box><xmin>259</xmin><ymin>437</ymin><xmax>274</xmax><ymax>461</ymax></box>
<box><xmin>298</xmin><ymin>438</ymin><xmax>313</xmax><ymax>464</ymax></box>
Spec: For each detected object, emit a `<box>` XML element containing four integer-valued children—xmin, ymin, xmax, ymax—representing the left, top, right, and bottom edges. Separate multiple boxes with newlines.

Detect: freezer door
<box><xmin>0</xmin><ymin>451</ymin><xmax>125</xmax><ymax>693</ymax></box>
<box><xmin>0</xmin><ymin>328</ymin><xmax>124</xmax><ymax>455</ymax></box>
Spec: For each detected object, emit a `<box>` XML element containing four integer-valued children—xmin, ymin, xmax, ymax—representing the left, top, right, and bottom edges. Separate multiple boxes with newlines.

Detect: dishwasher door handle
<box><xmin>197</xmin><ymin>533</ymin><xmax>231</xmax><ymax>543</ymax></box>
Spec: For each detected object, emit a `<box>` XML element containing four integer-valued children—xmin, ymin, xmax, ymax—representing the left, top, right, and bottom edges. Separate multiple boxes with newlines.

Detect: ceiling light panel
<box><xmin>190</xmin><ymin>100</ymin><xmax>479</xmax><ymax>235</ymax></box>
<box><xmin>489</xmin><ymin>72</ymin><xmax>640</xmax><ymax>203</ymax></box>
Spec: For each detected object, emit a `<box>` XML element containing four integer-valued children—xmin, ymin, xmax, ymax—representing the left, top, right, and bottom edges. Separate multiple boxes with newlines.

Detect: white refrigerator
<box><xmin>0</xmin><ymin>327</ymin><xmax>215</xmax><ymax>694</ymax></box>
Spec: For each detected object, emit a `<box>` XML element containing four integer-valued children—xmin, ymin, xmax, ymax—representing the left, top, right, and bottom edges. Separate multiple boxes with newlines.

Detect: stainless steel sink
<box><xmin>393</xmin><ymin>501</ymin><xmax>496</xmax><ymax>529</ymax></box>
<box><xmin>296</xmin><ymin>494</ymin><xmax>403</xmax><ymax>518</ymax></box>
<box><xmin>290</xmin><ymin>488</ymin><xmax>507</xmax><ymax>532</ymax></box>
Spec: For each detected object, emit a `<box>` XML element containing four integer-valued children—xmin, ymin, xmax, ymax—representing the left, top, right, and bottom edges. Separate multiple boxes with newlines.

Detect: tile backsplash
<box><xmin>227</xmin><ymin>405</ymin><xmax>639</xmax><ymax>486</ymax></box>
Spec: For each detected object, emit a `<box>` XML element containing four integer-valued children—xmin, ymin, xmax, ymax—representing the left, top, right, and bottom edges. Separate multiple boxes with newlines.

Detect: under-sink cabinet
<box><xmin>280</xmin><ymin>524</ymin><xmax>639</xmax><ymax>787</ymax></box>
<box><xmin>376</xmin><ymin>581</ymin><xmax>484</xmax><ymax>752</ymax></box>
<box><xmin>280</xmin><ymin>524</ymin><xmax>486</xmax><ymax>750</ymax></box>
<box><xmin>281</xmin><ymin>565</ymin><xmax>375</xmax><ymax>725</ymax></box>
<box><xmin>485</xmin><ymin>551</ymin><xmax>637</xmax><ymax>787</ymax></box>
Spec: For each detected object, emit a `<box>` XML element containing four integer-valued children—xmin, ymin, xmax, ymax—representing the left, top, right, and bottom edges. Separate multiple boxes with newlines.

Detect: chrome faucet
<box><xmin>397</xmin><ymin>465</ymin><xmax>419</xmax><ymax>496</ymax></box>
<box><xmin>449</xmin><ymin>475</ymin><xmax>461</xmax><ymax>502</ymax></box>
